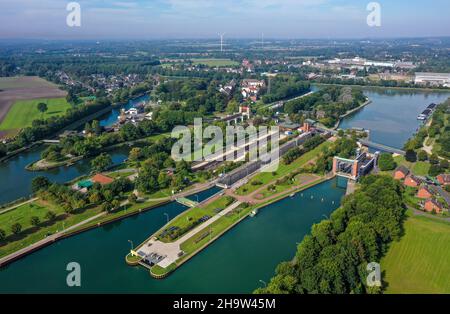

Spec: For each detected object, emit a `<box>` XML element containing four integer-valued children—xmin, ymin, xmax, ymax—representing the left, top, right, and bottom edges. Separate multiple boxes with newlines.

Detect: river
<box><xmin>0</xmin><ymin>179</ymin><xmax>345</xmax><ymax>293</ymax></box>
<box><xmin>0</xmin><ymin>95</ymin><xmax>149</xmax><ymax>205</ymax></box>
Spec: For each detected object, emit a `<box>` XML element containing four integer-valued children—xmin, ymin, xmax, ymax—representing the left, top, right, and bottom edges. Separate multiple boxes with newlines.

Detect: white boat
<box><xmin>250</xmin><ymin>209</ymin><xmax>258</xmax><ymax>217</ymax></box>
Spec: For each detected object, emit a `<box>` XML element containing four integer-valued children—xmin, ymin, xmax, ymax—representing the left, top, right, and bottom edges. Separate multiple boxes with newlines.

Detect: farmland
<box><xmin>0</xmin><ymin>76</ymin><xmax>66</xmax><ymax>138</ymax></box>
<box><xmin>0</xmin><ymin>98</ymin><xmax>71</xmax><ymax>131</ymax></box>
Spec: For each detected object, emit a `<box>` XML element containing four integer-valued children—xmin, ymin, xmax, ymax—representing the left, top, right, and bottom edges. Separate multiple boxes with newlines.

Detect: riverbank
<box><xmin>333</xmin><ymin>98</ymin><xmax>372</xmax><ymax>130</ymax></box>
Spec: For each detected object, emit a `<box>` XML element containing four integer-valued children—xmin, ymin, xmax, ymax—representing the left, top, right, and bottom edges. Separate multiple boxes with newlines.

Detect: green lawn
<box><xmin>393</xmin><ymin>155</ymin><xmax>430</xmax><ymax>177</ymax></box>
<box><xmin>0</xmin><ymin>200</ymin><xmax>103</xmax><ymax>259</ymax></box>
<box><xmin>157</xmin><ymin>196</ymin><xmax>234</xmax><ymax>243</ymax></box>
<box><xmin>191</xmin><ymin>58</ymin><xmax>239</xmax><ymax>67</ymax></box>
<box><xmin>236</xmin><ymin>141</ymin><xmax>331</xmax><ymax>195</ymax></box>
<box><xmin>0</xmin><ymin>98</ymin><xmax>71</xmax><ymax>131</ymax></box>
<box><xmin>381</xmin><ymin>212</ymin><xmax>450</xmax><ymax>293</ymax></box>
<box><xmin>180</xmin><ymin>203</ymin><xmax>251</xmax><ymax>256</ymax></box>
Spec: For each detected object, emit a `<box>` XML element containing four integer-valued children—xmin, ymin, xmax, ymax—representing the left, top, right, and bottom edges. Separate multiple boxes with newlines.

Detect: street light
<box><xmin>164</xmin><ymin>213</ymin><xmax>169</xmax><ymax>224</ymax></box>
<box><xmin>322</xmin><ymin>214</ymin><xmax>329</xmax><ymax>220</ymax></box>
<box><xmin>128</xmin><ymin>240</ymin><xmax>134</xmax><ymax>250</ymax></box>
<box><xmin>259</xmin><ymin>280</ymin><xmax>267</xmax><ymax>288</ymax></box>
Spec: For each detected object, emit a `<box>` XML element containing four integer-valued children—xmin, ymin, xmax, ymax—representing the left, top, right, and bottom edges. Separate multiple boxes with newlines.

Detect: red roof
<box><xmin>91</xmin><ymin>174</ymin><xmax>114</xmax><ymax>185</ymax></box>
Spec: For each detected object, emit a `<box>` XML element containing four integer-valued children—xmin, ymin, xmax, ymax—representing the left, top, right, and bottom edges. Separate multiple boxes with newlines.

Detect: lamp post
<box><xmin>259</xmin><ymin>280</ymin><xmax>267</xmax><ymax>288</ymax></box>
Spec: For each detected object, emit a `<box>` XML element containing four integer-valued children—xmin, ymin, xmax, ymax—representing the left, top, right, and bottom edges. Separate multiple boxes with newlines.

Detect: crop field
<box><xmin>0</xmin><ymin>98</ymin><xmax>71</xmax><ymax>131</ymax></box>
<box><xmin>0</xmin><ymin>76</ymin><xmax>66</xmax><ymax>138</ymax></box>
<box><xmin>191</xmin><ymin>58</ymin><xmax>239</xmax><ymax>67</ymax></box>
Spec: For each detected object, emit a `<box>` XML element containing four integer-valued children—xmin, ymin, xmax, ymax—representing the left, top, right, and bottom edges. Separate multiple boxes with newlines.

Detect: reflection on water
<box><xmin>0</xmin><ymin>179</ymin><xmax>345</xmax><ymax>293</ymax></box>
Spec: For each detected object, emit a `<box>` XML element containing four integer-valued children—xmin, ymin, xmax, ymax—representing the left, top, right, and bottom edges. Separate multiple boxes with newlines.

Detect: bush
<box><xmin>405</xmin><ymin>149</ymin><xmax>417</xmax><ymax>162</ymax></box>
<box><xmin>378</xmin><ymin>153</ymin><xmax>397</xmax><ymax>171</ymax></box>
<box><xmin>417</xmin><ymin>150</ymin><xmax>428</xmax><ymax>162</ymax></box>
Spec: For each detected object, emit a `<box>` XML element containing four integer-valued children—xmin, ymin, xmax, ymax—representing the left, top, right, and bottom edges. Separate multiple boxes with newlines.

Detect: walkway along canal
<box><xmin>0</xmin><ymin>178</ymin><xmax>346</xmax><ymax>293</ymax></box>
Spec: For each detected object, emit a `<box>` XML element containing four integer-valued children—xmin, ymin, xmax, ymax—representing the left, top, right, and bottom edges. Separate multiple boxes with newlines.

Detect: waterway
<box><xmin>0</xmin><ymin>95</ymin><xmax>149</xmax><ymax>205</ymax></box>
<box><xmin>337</xmin><ymin>88</ymin><xmax>450</xmax><ymax>149</ymax></box>
<box><xmin>0</xmin><ymin>178</ymin><xmax>346</xmax><ymax>293</ymax></box>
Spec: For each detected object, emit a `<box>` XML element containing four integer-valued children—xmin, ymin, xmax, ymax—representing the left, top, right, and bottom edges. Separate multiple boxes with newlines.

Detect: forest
<box><xmin>255</xmin><ymin>175</ymin><xmax>405</xmax><ymax>294</ymax></box>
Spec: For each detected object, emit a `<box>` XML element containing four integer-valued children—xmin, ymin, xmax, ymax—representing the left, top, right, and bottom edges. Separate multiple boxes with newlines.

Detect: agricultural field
<box><xmin>0</xmin><ymin>76</ymin><xmax>66</xmax><ymax>138</ymax></box>
<box><xmin>0</xmin><ymin>98</ymin><xmax>71</xmax><ymax>131</ymax></box>
<box><xmin>190</xmin><ymin>58</ymin><xmax>239</xmax><ymax>67</ymax></box>
<box><xmin>381</xmin><ymin>212</ymin><xmax>450</xmax><ymax>294</ymax></box>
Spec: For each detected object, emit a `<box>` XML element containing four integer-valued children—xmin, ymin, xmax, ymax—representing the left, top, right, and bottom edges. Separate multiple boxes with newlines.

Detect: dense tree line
<box><xmin>283</xmin><ymin>136</ymin><xmax>326</xmax><ymax>165</ymax></box>
<box><xmin>285</xmin><ymin>86</ymin><xmax>366</xmax><ymax>127</ymax></box>
<box><xmin>255</xmin><ymin>175</ymin><xmax>405</xmax><ymax>294</ymax></box>
<box><xmin>261</xmin><ymin>76</ymin><xmax>310</xmax><ymax>104</ymax></box>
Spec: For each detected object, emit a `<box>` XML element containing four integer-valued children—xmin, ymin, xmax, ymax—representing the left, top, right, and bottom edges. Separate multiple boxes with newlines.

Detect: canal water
<box><xmin>337</xmin><ymin>88</ymin><xmax>450</xmax><ymax>149</ymax></box>
<box><xmin>0</xmin><ymin>178</ymin><xmax>346</xmax><ymax>293</ymax></box>
<box><xmin>0</xmin><ymin>96</ymin><xmax>148</xmax><ymax>205</ymax></box>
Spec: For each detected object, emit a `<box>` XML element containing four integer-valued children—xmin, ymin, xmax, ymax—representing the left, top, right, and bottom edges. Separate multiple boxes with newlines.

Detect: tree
<box><xmin>91</xmin><ymin>153</ymin><xmax>113</xmax><ymax>172</ymax></box>
<box><xmin>428</xmin><ymin>164</ymin><xmax>442</xmax><ymax>177</ymax></box>
<box><xmin>129</xmin><ymin>147</ymin><xmax>142</xmax><ymax>162</ymax></box>
<box><xmin>30</xmin><ymin>216</ymin><xmax>40</xmax><ymax>227</ymax></box>
<box><xmin>377</xmin><ymin>153</ymin><xmax>397</xmax><ymax>171</ymax></box>
<box><xmin>128</xmin><ymin>193</ymin><xmax>137</xmax><ymax>204</ymax></box>
<box><xmin>405</xmin><ymin>149</ymin><xmax>417</xmax><ymax>162</ymax></box>
<box><xmin>31</xmin><ymin>176</ymin><xmax>51</xmax><ymax>193</ymax></box>
<box><xmin>37</xmin><ymin>102</ymin><xmax>48</xmax><ymax>118</ymax></box>
<box><xmin>11</xmin><ymin>223</ymin><xmax>22</xmax><ymax>235</ymax></box>
<box><xmin>417</xmin><ymin>150</ymin><xmax>428</xmax><ymax>162</ymax></box>
<box><xmin>101</xmin><ymin>202</ymin><xmax>113</xmax><ymax>212</ymax></box>
<box><xmin>0</xmin><ymin>228</ymin><xmax>6</xmax><ymax>241</ymax></box>
<box><xmin>440</xmin><ymin>159</ymin><xmax>449</xmax><ymax>170</ymax></box>
<box><xmin>429</xmin><ymin>153</ymin><xmax>440</xmax><ymax>165</ymax></box>
<box><xmin>45</xmin><ymin>210</ymin><xmax>57</xmax><ymax>221</ymax></box>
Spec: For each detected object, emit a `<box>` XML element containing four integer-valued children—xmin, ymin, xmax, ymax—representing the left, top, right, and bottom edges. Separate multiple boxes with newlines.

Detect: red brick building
<box><xmin>424</xmin><ymin>199</ymin><xmax>445</xmax><ymax>214</ymax></box>
<box><xmin>393</xmin><ymin>166</ymin><xmax>409</xmax><ymax>180</ymax></box>
<box><xmin>437</xmin><ymin>174</ymin><xmax>450</xmax><ymax>186</ymax></box>
<box><xmin>404</xmin><ymin>175</ymin><xmax>422</xmax><ymax>188</ymax></box>
<box><xmin>417</xmin><ymin>186</ymin><xmax>433</xmax><ymax>199</ymax></box>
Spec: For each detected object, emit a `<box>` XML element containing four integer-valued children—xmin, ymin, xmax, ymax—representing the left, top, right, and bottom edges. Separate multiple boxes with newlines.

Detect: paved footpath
<box><xmin>0</xmin><ymin>198</ymin><xmax>39</xmax><ymax>215</ymax></box>
<box><xmin>0</xmin><ymin>212</ymin><xmax>106</xmax><ymax>267</ymax></box>
<box><xmin>136</xmin><ymin>201</ymin><xmax>241</xmax><ymax>268</ymax></box>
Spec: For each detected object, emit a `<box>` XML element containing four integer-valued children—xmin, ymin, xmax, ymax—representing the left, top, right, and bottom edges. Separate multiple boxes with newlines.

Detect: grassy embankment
<box><xmin>0</xmin><ymin>199</ymin><xmax>103</xmax><ymax>258</ymax></box>
<box><xmin>236</xmin><ymin>141</ymin><xmax>332</xmax><ymax>196</ymax></box>
<box><xmin>381</xmin><ymin>211</ymin><xmax>450</xmax><ymax>294</ymax></box>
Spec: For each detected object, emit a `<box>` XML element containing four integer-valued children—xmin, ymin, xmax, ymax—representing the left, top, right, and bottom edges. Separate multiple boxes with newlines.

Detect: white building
<box><xmin>415</xmin><ymin>72</ymin><xmax>450</xmax><ymax>87</ymax></box>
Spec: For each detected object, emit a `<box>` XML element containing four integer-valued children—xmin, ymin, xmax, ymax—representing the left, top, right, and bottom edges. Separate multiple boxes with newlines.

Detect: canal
<box><xmin>337</xmin><ymin>88</ymin><xmax>450</xmax><ymax>149</ymax></box>
<box><xmin>0</xmin><ymin>95</ymin><xmax>149</xmax><ymax>205</ymax></box>
<box><xmin>0</xmin><ymin>178</ymin><xmax>346</xmax><ymax>293</ymax></box>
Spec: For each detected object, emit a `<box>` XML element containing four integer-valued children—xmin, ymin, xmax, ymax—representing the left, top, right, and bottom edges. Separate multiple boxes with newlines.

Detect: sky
<box><xmin>0</xmin><ymin>0</ymin><xmax>449</xmax><ymax>40</ymax></box>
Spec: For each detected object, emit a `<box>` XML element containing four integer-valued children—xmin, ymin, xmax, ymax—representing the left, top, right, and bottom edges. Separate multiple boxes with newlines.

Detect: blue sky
<box><xmin>0</xmin><ymin>0</ymin><xmax>449</xmax><ymax>39</ymax></box>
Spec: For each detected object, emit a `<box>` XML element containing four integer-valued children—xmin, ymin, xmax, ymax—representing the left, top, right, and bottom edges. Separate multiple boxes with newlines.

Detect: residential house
<box><xmin>404</xmin><ymin>175</ymin><xmax>422</xmax><ymax>188</ymax></box>
<box><xmin>417</xmin><ymin>186</ymin><xmax>434</xmax><ymax>199</ymax></box>
<box><xmin>424</xmin><ymin>199</ymin><xmax>446</xmax><ymax>214</ymax></box>
<box><xmin>437</xmin><ymin>174</ymin><xmax>450</xmax><ymax>186</ymax></box>
<box><xmin>393</xmin><ymin>166</ymin><xmax>409</xmax><ymax>180</ymax></box>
